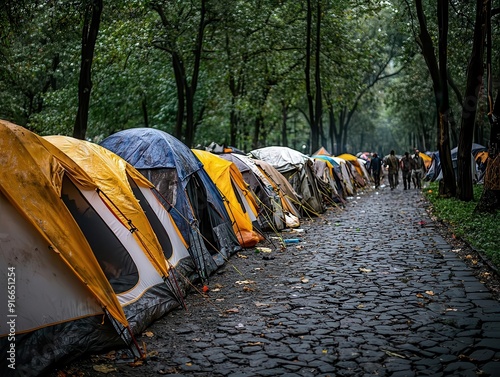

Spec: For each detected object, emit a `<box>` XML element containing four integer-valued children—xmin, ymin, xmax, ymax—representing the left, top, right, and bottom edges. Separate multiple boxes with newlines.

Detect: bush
<box><xmin>423</xmin><ymin>182</ymin><xmax>500</xmax><ymax>268</ymax></box>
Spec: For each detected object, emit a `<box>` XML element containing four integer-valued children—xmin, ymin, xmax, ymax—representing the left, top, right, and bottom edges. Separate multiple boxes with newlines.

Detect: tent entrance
<box><xmin>127</xmin><ymin>176</ymin><xmax>174</xmax><ymax>260</ymax></box>
<box><xmin>61</xmin><ymin>175</ymin><xmax>139</xmax><ymax>293</ymax></box>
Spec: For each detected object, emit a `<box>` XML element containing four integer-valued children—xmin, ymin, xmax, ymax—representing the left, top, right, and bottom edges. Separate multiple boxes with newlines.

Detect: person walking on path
<box><xmin>412</xmin><ymin>149</ymin><xmax>426</xmax><ymax>189</ymax></box>
<box><xmin>400</xmin><ymin>151</ymin><xmax>412</xmax><ymax>190</ymax></box>
<box><xmin>369</xmin><ymin>152</ymin><xmax>382</xmax><ymax>188</ymax></box>
<box><xmin>386</xmin><ymin>150</ymin><xmax>399</xmax><ymax>190</ymax></box>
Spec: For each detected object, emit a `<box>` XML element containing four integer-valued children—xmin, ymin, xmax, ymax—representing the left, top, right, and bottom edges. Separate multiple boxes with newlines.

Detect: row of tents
<box><xmin>424</xmin><ymin>143</ymin><xmax>488</xmax><ymax>183</ymax></box>
<box><xmin>0</xmin><ymin>121</ymin><xmax>374</xmax><ymax>375</ymax></box>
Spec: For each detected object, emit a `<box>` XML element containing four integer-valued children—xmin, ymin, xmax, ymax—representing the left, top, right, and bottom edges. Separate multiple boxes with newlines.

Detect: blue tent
<box><xmin>101</xmin><ymin>128</ymin><xmax>240</xmax><ymax>279</ymax></box>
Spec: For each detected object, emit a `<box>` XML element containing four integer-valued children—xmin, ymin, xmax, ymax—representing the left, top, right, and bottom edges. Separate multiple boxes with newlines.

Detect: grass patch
<box><xmin>423</xmin><ymin>182</ymin><xmax>500</xmax><ymax>268</ymax></box>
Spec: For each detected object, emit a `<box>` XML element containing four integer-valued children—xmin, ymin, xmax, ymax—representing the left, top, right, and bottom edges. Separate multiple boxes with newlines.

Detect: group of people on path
<box><xmin>369</xmin><ymin>149</ymin><xmax>427</xmax><ymax>190</ymax></box>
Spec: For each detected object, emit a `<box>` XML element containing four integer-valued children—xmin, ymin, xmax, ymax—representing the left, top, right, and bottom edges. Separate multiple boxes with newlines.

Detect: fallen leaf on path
<box><xmin>92</xmin><ymin>365</ymin><xmax>117</xmax><ymax>374</ymax></box>
<box><xmin>416</xmin><ymin>293</ymin><xmax>424</xmax><ymax>298</ymax></box>
<box><xmin>382</xmin><ymin>349</ymin><xmax>406</xmax><ymax>359</ymax></box>
<box><xmin>158</xmin><ymin>368</ymin><xmax>178</xmax><ymax>375</ymax></box>
<box><xmin>257</xmin><ymin>247</ymin><xmax>272</xmax><ymax>253</ymax></box>
<box><xmin>237</xmin><ymin>254</ymin><xmax>248</xmax><ymax>259</ymax></box>
<box><xmin>359</xmin><ymin>268</ymin><xmax>372</xmax><ymax>273</ymax></box>
<box><xmin>143</xmin><ymin>331</ymin><xmax>154</xmax><ymax>338</ymax></box>
<box><xmin>235</xmin><ymin>280</ymin><xmax>255</xmax><ymax>285</ymax></box>
<box><xmin>128</xmin><ymin>360</ymin><xmax>144</xmax><ymax>367</ymax></box>
<box><xmin>225</xmin><ymin>308</ymin><xmax>240</xmax><ymax>314</ymax></box>
<box><xmin>425</xmin><ymin>291</ymin><xmax>435</xmax><ymax>296</ymax></box>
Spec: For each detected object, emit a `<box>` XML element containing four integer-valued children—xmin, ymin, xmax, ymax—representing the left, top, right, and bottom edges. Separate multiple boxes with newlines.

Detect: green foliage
<box><xmin>1</xmin><ymin>0</ymin><xmax>497</xmax><ymax>154</ymax></box>
<box><xmin>424</xmin><ymin>182</ymin><xmax>500</xmax><ymax>267</ymax></box>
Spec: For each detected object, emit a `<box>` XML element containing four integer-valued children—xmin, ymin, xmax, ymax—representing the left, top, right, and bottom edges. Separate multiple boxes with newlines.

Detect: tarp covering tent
<box><xmin>192</xmin><ymin>149</ymin><xmax>263</xmax><ymax>248</ymax></box>
<box><xmin>311</xmin><ymin>158</ymin><xmax>344</xmax><ymax>203</ymax></box>
<box><xmin>218</xmin><ymin>153</ymin><xmax>285</xmax><ymax>231</ymax></box>
<box><xmin>312</xmin><ymin>155</ymin><xmax>347</xmax><ymax>200</ymax></box>
<box><xmin>224</xmin><ymin>153</ymin><xmax>302</xmax><ymax>229</ymax></box>
<box><xmin>0</xmin><ymin>121</ymin><xmax>131</xmax><ymax>375</ymax></box>
<box><xmin>331</xmin><ymin>156</ymin><xmax>356</xmax><ymax>196</ymax></box>
<box><xmin>336</xmin><ymin>153</ymin><xmax>369</xmax><ymax>187</ymax></box>
<box><xmin>100</xmin><ymin>128</ymin><xmax>240</xmax><ymax>276</ymax></box>
<box><xmin>251</xmin><ymin>159</ymin><xmax>303</xmax><ymax>226</ymax></box>
<box><xmin>249</xmin><ymin>146</ymin><xmax>325</xmax><ymax>216</ymax></box>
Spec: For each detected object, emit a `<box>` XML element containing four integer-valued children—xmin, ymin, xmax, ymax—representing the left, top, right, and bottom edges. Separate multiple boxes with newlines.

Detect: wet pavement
<box><xmin>55</xmin><ymin>184</ymin><xmax>500</xmax><ymax>377</ymax></box>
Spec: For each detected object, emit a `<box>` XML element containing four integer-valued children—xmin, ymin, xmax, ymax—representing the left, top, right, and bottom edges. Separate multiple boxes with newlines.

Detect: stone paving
<box><xmin>56</xmin><ymin>184</ymin><xmax>500</xmax><ymax>377</ymax></box>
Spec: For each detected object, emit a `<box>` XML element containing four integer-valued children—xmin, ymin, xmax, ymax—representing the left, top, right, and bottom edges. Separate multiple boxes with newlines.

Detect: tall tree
<box><xmin>150</xmin><ymin>0</ymin><xmax>209</xmax><ymax>147</ymax></box>
<box><xmin>73</xmin><ymin>0</ymin><xmax>103</xmax><ymax>140</ymax></box>
<box><xmin>476</xmin><ymin>0</ymin><xmax>500</xmax><ymax>213</ymax></box>
<box><xmin>305</xmin><ymin>0</ymin><xmax>322</xmax><ymax>154</ymax></box>
<box><xmin>413</xmin><ymin>0</ymin><xmax>456</xmax><ymax>197</ymax></box>
<box><xmin>456</xmin><ymin>0</ymin><xmax>488</xmax><ymax>201</ymax></box>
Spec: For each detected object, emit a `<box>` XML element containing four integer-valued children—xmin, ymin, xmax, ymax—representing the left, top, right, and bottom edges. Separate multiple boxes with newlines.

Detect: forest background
<box><xmin>1</xmin><ymin>0</ymin><xmax>499</xmax><ymax>204</ymax></box>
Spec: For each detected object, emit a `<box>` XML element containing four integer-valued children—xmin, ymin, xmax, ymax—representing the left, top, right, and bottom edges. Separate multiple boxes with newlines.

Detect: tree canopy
<box><xmin>1</xmin><ymin>0</ymin><xmax>499</xmax><ymax>205</ymax></box>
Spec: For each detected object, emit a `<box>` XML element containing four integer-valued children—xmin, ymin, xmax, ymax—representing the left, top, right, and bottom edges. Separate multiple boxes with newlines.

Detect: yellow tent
<box><xmin>0</xmin><ymin>120</ymin><xmax>131</xmax><ymax>372</ymax></box>
<box><xmin>192</xmin><ymin>150</ymin><xmax>263</xmax><ymax>248</ymax></box>
<box><xmin>0</xmin><ymin>120</ymin><xmax>127</xmax><ymax>327</ymax></box>
<box><xmin>45</xmin><ymin>136</ymin><xmax>170</xmax><ymax>278</ymax></box>
<box><xmin>336</xmin><ymin>153</ymin><xmax>363</xmax><ymax>176</ymax></box>
<box><xmin>421</xmin><ymin>152</ymin><xmax>432</xmax><ymax>169</ymax></box>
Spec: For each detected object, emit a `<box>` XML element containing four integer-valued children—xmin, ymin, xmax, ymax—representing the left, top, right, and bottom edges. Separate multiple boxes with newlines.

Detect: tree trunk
<box><xmin>171</xmin><ymin>52</ymin><xmax>185</xmax><ymax>140</ymax></box>
<box><xmin>436</xmin><ymin>0</ymin><xmax>456</xmax><ymax>197</ymax></box>
<box><xmin>328</xmin><ymin>105</ymin><xmax>335</xmax><ymax>154</ymax></box>
<box><xmin>475</xmin><ymin>91</ymin><xmax>500</xmax><ymax>213</ymax></box>
<box><xmin>457</xmin><ymin>0</ymin><xmax>487</xmax><ymax>201</ymax></box>
<box><xmin>281</xmin><ymin>100</ymin><xmax>288</xmax><ymax>147</ymax></box>
<box><xmin>73</xmin><ymin>0</ymin><xmax>102</xmax><ymax>140</ymax></box>
<box><xmin>230</xmin><ymin>90</ymin><xmax>238</xmax><ymax>147</ymax></box>
<box><xmin>310</xmin><ymin>0</ymin><xmax>322</xmax><ymax>154</ymax></box>
<box><xmin>305</xmin><ymin>0</ymin><xmax>315</xmax><ymax>155</ymax></box>
<box><xmin>183</xmin><ymin>0</ymin><xmax>206</xmax><ymax>147</ymax></box>
<box><xmin>476</xmin><ymin>1</ymin><xmax>500</xmax><ymax>213</ymax></box>
<box><xmin>141</xmin><ymin>94</ymin><xmax>149</xmax><ymax>127</ymax></box>
<box><xmin>415</xmin><ymin>0</ymin><xmax>456</xmax><ymax>197</ymax></box>
<box><xmin>252</xmin><ymin>112</ymin><xmax>264</xmax><ymax>150</ymax></box>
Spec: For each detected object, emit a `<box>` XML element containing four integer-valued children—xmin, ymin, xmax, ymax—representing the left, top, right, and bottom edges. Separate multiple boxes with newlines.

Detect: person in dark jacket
<box><xmin>369</xmin><ymin>153</ymin><xmax>382</xmax><ymax>188</ymax></box>
<box><xmin>412</xmin><ymin>149</ymin><xmax>426</xmax><ymax>189</ymax></box>
<box><xmin>400</xmin><ymin>152</ymin><xmax>412</xmax><ymax>190</ymax></box>
<box><xmin>386</xmin><ymin>150</ymin><xmax>399</xmax><ymax>190</ymax></box>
